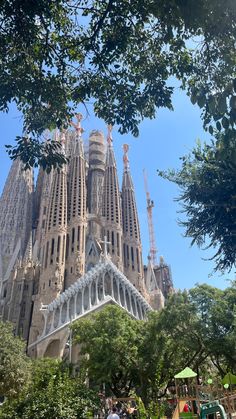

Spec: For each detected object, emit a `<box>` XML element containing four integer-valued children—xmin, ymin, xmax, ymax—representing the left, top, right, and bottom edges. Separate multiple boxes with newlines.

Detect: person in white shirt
<box><xmin>107</xmin><ymin>406</ymin><xmax>120</xmax><ymax>419</ymax></box>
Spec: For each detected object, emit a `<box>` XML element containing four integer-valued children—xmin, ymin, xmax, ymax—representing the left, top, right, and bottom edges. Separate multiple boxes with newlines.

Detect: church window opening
<box><xmin>62</xmin><ymin>235</ymin><xmax>65</xmax><ymax>260</ymax></box>
<box><xmin>136</xmin><ymin>249</ymin><xmax>140</xmax><ymax>273</ymax></box>
<box><xmin>131</xmin><ymin>247</ymin><xmax>135</xmax><ymax>270</ymax></box>
<box><xmin>123</xmin><ymin>244</ymin><xmax>126</xmax><ymax>267</ymax></box>
<box><xmin>111</xmin><ymin>231</ymin><xmax>114</xmax><ymax>253</ymax></box>
<box><xmin>77</xmin><ymin>226</ymin><xmax>81</xmax><ymax>249</ymax></box>
<box><xmin>45</xmin><ymin>241</ymin><xmax>49</xmax><ymax>268</ymax></box>
<box><xmin>131</xmin><ymin>247</ymin><xmax>134</xmax><ymax>260</ymax></box>
<box><xmin>51</xmin><ymin>238</ymin><xmax>55</xmax><ymax>255</ymax></box>
<box><xmin>117</xmin><ymin>233</ymin><xmax>120</xmax><ymax>256</ymax></box>
<box><xmin>66</xmin><ymin>234</ymin><xmax>69</xmax><ymax>259</ymax></box>
<box><xmin>107</xmin><ymin>231</ymin><xmax>110</xmax><ymax>253</ymax></box>
<box><xmin>57</xmin><ymin>236</ymin><xmax>61</xmax><ymax>254</ymax></box>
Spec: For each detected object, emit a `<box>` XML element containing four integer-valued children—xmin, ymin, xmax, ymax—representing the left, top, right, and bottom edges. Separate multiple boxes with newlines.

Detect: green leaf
<box><xmin>218</xmin><ymin>96</ymin><xmax>227</xmax><ymax>114</ymax></box>
<box><xmin>190</xmin><ymin>95</ymin><xmax>197</xmax><ymax>105</ymax></box>
<box><xmin>222</xmin><ymin>117</ymin><xmax>229</xmax><ymax>129</ymax></box>
<box><xmin>209</xmin><ymin>125</ymin><xmax>214</xmax><ymax>135</ymax></box>
<box><xmin>230</xmin><ymin>96</ymin><xmax>236</xmax><ymax>110</ymax></box>
<box><xmin>197</xmin><ymin>95</ymin><xmax>206</xmax><ymax>108</ymax></box>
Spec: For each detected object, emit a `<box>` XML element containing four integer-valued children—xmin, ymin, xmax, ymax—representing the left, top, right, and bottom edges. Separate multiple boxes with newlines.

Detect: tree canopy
<box><xmin>1</xmin><ymin>0</ymin><xmax>236</xmax><ymax>167</ymax></box>
<box><xmin>72</xmin><ymin>304</ymin><xmax>142</xmax><ymax>398</ymax></box>
<box><xmin>0</xmin><ymin>358</ymin><xmax>99</xmax><ymax>418</ymax></box>
<box><xmin>189</xmin><ymin>282</ymin><xmax>236</xmax><ymax>375</ymax></box>
<box><xmin>1</xmin><ymin>285</ymin><xmax>236</xmax><ymax>414</ymax></box>
<box><xmin>0</xmin><ymin>321</ymin><xmax>31</xmax><ymax>399</ymax></box>
<box><xmin>142</xmin><ymin>282</ymin><xmax>236</xmax><ymax>399</ymax></box>
<box><xmin>158</xmin><ymin>135</ymin><xmax>236</xmax><ymax>273</ymax></box>
<box><xmin>72</xmin><ymin>285</ymin><xmax>236</xmax><ymax>407</ymax></box>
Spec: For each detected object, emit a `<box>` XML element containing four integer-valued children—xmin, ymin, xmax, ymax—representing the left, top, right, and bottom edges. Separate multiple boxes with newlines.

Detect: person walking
<box><xmin>107</xmin><ymin>406</ymin><xmax>120</xmax><ymax>419</ymax></box>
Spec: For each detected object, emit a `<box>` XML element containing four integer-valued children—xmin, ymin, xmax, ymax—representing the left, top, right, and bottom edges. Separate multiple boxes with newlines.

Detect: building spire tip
<box><xmin>107</xmin><ymin>124</ymin><xmax>113</xmax><ymax>145</ymax></box>
<box><xmin>123</xmin><ymin>143</ymin><xmax>129</xmax><ymax>168</ymax></box>
<box><xmin>71</xmin><ymin>113</ymin><xmax>84</xmax><ymax>138</ymax></box>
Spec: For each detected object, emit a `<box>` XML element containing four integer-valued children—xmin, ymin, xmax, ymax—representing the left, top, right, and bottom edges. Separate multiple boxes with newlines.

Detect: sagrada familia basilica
<box><xmin>0</xmin><ymin>116</ymin><xmax>173</xmax><ymax>359</ymax></box>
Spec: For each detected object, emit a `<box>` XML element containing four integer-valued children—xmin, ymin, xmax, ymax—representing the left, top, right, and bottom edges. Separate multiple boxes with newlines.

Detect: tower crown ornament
<box><xmin>123</xmin><ymin>144</ymin><xmax>129</xmax><ymax>168</ymax></box>
<box><xmin>107</xmin><ymin>124</ymin><xmax>113</xmax><ymax>145</ymax></box>
<box><xmin>70</xmin><ymin>113</ymin><xmax>84</xmax><ymax>138</ymax></box>
<box><xmin>61</xmin><ymin>129</ymin><xmax>66</xmax><ymax>145</ymax></box>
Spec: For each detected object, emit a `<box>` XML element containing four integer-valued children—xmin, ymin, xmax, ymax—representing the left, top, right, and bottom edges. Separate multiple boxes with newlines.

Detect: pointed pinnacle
<box><xmin>123</xmin><ymin>144</ymin><xmax>129</xmax><ymax>168</ymax></box>
<box><xmin>71</xmin><ymin>113</ymin><xmax>84</xmax><ymax>138</ymax></box>
<box><xmin>107</xmin><ymin>124</ymin><xmax>113</xmax><ymax>145</ymax></box>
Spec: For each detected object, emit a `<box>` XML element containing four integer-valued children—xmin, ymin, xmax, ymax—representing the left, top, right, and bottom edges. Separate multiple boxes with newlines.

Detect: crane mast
<box><xmin>143</xmin><ymin>169</ymin><xmax>157</xmax><ymax>266</ymax></box>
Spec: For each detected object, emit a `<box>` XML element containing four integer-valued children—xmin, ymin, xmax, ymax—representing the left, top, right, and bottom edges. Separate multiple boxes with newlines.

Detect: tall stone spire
<box><xmin>29</xmin><ymin>144</ymin><xmax>68</xmax><ymax>344</ymax></box>
<box><xmin>102</xmin><ymin>125</ymin><xmax>123</xmax><ymax>269</ymax></box>
<box><xmin>87</xmin><ymin>130</ymin><xmax>106</xmax><ymax>237</ymax></box>
<box><xmin>66</xmin><ymin>114</ymin><xmax>87</xmax><ymax>287</ymax></box>
<box><xmin>121</xmin><ymin>144</ymin><xmax>145</xmax><ymax>294</ymax></box>
<box><xmin>0</xmin><ymin>159</ymin><xmax>33</xmax><ymax>281</ymax></box>
<box><xmin>34</xmin><ymin>167</ymin><xmax>53</xmax><ymax>263</ymax></box>
<box><xmin>87</xmin><ymin>130</ymin><xmax>105</xmax><ymax>216</ymax></box>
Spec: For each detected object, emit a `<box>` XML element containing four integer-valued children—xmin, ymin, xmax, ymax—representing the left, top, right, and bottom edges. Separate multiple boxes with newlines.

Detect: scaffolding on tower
<box><xmin>143</xmin><ymin>169</ymin><xmax>157</xmax><ymax>266</ymax></box>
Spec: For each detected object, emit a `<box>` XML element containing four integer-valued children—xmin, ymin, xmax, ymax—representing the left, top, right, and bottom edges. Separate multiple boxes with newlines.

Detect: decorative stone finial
<box><xmin>107</xmin><ymin>124</ymin><xmax>113</xmax><ymax>145</ymax></box>
<box><xmin>53</xmin><ymin>129</ymin><xmax>59</xmax><ymax>142</ymax></box>
<box><xmin>123</xmin><ymin>144</ymin><xmax>129</xmax><ymax>167</ymax></box>
<box><xmin>54</xmin><ymin>128</ymin><xmax>66</xmax><ymax>147</ymax></box>
<box><xmin>61</xmin><ymin>129</ymin><xmax>66</xmax><ymax>146</ymax></box>
<box><xmin>159</xmin><ymin>255</ymin><xmax>164</xmax><ymax>265</ymax></box>
<box><xmin>71</xmin><ymin>113</ymin><xmax>84</xmax><ymax>138</ymax></box>
<box><xmin>75</xmin><ymin>251</ymin><xmax>82</xmax><ymax>275</ymax></box>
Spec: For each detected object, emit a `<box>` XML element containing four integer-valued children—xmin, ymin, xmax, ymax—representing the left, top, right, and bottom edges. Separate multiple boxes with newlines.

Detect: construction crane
<box><xmin>143</xmin><ymin>169</ymin><xmax>157</xmax><ymax>266</ymax></box>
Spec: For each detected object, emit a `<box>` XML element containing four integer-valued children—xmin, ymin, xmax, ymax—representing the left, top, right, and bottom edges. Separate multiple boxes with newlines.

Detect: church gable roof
<box><xmin>47</xmin><ymin>257</ymin><xmax>152</xmax><ymax>313</ymax></box>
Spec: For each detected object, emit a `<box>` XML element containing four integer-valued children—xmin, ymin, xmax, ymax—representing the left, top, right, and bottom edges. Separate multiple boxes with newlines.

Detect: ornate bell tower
<box><xmin>29</xmin><ymin>137</ymin><xmax>67</xmax><ymax>344</ymax></box>
<box><xmin>66</xmin><ymin>114</ymin><xmax>87</xmax><ymax>287</ymax></box>
<box><xmin>121</xmin><ymin>145</ymin><xmax>146</xmax><ymax>294</ymax></box>
<box><xmin>102</xmin><ymin>126</ymin><xmax>123</xmax><ymax>270</ymax></box>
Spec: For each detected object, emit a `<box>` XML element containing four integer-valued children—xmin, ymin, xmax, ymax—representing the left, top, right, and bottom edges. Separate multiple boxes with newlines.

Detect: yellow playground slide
<box><xmin>172</xmin><ymin>400</ymin><xmax>187</xmax><ymax>419</ymax></box>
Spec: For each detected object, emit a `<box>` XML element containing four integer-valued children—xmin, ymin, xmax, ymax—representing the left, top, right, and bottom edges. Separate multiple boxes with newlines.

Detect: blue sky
<box><xmin>0</xmin><ymin>90</ymin><xmax>234</xmax><ymax>291</ymax></box>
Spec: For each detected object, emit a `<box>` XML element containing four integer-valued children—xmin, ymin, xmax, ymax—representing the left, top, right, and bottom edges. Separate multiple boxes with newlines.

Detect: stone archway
<box><xmin>44</xmin><ymin>339</ymin><xmax>61</xmax><ymax>358</ymax></box>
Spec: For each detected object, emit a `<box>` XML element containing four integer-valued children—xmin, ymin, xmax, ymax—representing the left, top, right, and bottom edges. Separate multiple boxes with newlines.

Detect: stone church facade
<box><xmin>0</xmin><ymin>119</ymin><xmax>173</xmax><ymax>358</ymax></box>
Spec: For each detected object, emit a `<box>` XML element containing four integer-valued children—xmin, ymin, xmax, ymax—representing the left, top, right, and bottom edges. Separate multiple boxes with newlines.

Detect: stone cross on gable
<box><xmin>100</xmin><ymin>235</ymin><xmax>111</xmax><ymax>258</ymax></box>
<box><xmin>71</xmin><ymin>113</ymin><xmax>84</xmax><ymax>138</ymax></box>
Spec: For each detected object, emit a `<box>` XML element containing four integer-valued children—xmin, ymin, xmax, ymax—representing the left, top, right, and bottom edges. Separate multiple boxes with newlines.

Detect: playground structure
<box><xmin>173</xmin><ymin>368</ymin><xmax>236</xmax><ymax>419</ymax></box>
